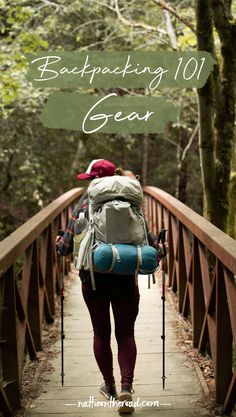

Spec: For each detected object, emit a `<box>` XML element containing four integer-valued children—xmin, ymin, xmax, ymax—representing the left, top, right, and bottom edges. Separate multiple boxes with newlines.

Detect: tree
<box><xmin>0</xmin><ymin>0</ymin><xmax>204</xmax><ymax>239</ymax></box>
<box><xmin>196</xmin><ymin>0</ymin><xmax>235</xmax><ymax>234</ymax></box>
<box><xmin>151</xmin><ymin>0</ymin><xmax>235</xmax><ymax>235</ymax></box>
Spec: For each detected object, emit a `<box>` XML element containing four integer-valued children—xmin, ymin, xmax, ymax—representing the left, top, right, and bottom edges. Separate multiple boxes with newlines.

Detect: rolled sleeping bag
<box><xmin>92</xmin><ymin>243</ymin><xmax>158</xmax><ymax>275</ymax></box>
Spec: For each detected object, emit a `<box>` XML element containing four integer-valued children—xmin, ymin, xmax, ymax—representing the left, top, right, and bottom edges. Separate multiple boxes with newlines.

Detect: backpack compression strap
<box><xmin>107</xmin><ymin>245</ymin><xmax>121</xmax><ymax>273</ymax></box>
<box><xmin>134</xmin><ymin>246</ymin><xmax>143</xmax><ymax>285</ymax></box>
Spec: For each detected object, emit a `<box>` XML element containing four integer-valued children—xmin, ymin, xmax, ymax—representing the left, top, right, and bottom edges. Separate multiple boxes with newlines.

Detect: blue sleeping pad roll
<box><xmin>92</xmin><ymin>243</ymin><xmax>158</xmax><ymax>275</ymax></box>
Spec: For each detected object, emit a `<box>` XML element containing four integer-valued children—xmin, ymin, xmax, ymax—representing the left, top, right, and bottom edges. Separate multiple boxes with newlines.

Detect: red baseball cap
<box><xmin>76</xmin><ymin>159</ymin><xmax>116</xmax><ymax>180</ymax></box>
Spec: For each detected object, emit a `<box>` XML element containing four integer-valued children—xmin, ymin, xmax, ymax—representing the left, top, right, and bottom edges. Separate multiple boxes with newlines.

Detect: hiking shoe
<box><xmin>118</xmin><ymin>388</ymin><xmax>135</xmax><ymax>414</ymax></box>
<box><xmin>100</xmin><ymin>383</ymin><xmax>118</xmax><ymax>400</ymax></box>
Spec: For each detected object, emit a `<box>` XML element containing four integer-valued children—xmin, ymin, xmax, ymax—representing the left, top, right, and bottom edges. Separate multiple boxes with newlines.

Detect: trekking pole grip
<box><xmin>158</xmin><ymin>229</ymin><xmax>167</xmax><ymax>257</ymax></box>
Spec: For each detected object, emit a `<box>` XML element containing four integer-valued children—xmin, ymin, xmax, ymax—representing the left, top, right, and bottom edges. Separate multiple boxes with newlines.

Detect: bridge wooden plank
<box><xmin>28</xmin><ymin>411</ymin><xmax>208</xmax><ymax>417</ymax></box>
<box><xmin>26</xmin><ymin>273</ymin><xmax>208</xmax><ymax>417</ymax></box>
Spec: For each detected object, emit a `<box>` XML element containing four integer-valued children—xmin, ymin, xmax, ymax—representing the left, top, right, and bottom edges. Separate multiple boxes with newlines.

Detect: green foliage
<box><xmin>178</xmin><ymin>28</ymin><xmax>197</xmax><ymax>49</ymax></box>
<box><xmin>0</xmin><ymin>0</ymin><xmax>202</xmax><ymax>240</ymax></box>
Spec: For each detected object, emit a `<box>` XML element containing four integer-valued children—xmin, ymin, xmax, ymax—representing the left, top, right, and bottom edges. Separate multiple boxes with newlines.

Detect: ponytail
<box><xmin>115</xmin><ymin>167</ymin><xmax>125</xmax><ymax>176</ymax></box>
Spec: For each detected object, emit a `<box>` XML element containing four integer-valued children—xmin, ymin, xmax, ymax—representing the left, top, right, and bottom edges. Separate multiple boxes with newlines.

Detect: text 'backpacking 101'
<box><xmin>75</xmin><ymin>175</ymin><xmax>159</xmax><ymax>289</ymax></box>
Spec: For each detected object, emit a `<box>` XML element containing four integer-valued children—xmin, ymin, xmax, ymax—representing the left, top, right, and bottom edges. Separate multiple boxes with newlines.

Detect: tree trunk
<box><xmin>175</xmin><ymin>128</ymin><xmax>188</xmax><ymax>203</ymax></box>
<box><xmin>196</xmin><ymin>0</ymin><xmax>236</xmax><ymax>232</ymax></box>
<box><xmin>142</xmin><ymin>133</ymin><xmax>149</xmax><ymax>186</ymax></box>
<box><xmin>196</xmin><ymin>0</ymin><xmax>217</xmax><ymax>220</ymax></box>
<box><xmin>228</xmin><ymin>133</ymin><xmax>236</xmax><ymax>238</ymax></box>
<box><xmin>211</xmin><ymin>0</ymin><xmax>236</xmax><ymax>231</ymax></box>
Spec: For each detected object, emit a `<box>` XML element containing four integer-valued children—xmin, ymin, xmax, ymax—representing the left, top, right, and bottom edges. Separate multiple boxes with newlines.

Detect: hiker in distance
<box><xmin>56</xmin><ymin>159</ymin><xmax>162</xmax><ymax>414</ymax></box>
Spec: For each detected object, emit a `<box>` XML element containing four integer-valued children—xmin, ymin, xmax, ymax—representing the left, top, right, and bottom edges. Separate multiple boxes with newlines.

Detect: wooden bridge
<box><xmin>0</xmin><ymin>187</ymin><xmax>235</xmax><ymax>416</ymax></box>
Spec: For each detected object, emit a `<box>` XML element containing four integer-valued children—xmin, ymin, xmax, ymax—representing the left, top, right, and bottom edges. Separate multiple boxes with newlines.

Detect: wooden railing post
<box><xmin>40</xmin><ymin>228</ymin><xmax>55</xmax><ymax>324</ymax></box>
<box><xmin>178</xmin><ymin>222</ymin><xmax>187</xmax><ymax>313</ymax></box>
<box><xmin>1</xmin><ymin>267</ymin><xmax>21</xmax><ymax>409</ymax></box>
<box><xmin>152</xmin><ymin>198</ymin><xmax>157</xmax><ymax>237</ymax></box>
<box><xmin>215</xmin><ymin>260</ymin><xmax>232</xmax><ymax>404</ymax></box>
<box><xmin>45</xmin><ymin>225</ymin><xmax>56</xmax><ymax>316</ymax></box>
<box><xmin>0</xmin><ymin>384</ymin><xmax>13</xmax><ymax>417</ymax></box>
<box><xmin>167</xmin><ymin>212</ymin><xmax>174</xmax><ymax>288</ymax></box>
<box><xmin>28</xmin><ymin>241</ymin><xmax>42</xmax><ymax>351</ymax></box>
<box><xmin>192</xmin><ymin>237</ymin><xmax>205</xmax><ymax>348</ymax></box>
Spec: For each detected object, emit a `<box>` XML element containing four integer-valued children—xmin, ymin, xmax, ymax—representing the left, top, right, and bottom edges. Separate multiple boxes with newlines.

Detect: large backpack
<box><xmin>76</xmin><ymin>175</ymin><xmax>158</xmax><ymax>289</ymax></box>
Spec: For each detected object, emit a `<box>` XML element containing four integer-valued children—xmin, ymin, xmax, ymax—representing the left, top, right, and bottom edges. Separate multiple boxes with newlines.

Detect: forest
<box><xmin>0</xmin><ymin>0</ymin><xmax>235</xmax><ymax>240</ymax></box>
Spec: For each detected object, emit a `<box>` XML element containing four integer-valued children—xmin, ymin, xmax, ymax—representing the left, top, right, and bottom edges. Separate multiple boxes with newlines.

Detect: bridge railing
<box><xmin>143</xmin><ymin>186</ymin><xmax>236</xmax><ymax>415</ymax></box>
<box><xmin>0</xmin><ymin>188</ymin><xmax>84</xmax><ymax>416</ymax></box>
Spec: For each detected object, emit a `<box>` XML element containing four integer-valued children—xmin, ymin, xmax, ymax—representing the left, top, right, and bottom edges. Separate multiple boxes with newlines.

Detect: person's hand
<box><xmin>56</xmin><ymin>229</ymin><xmax>64</xmax><ymax>242</ymax></box>
<box><xmin>164</xmin><ymin>242</ymin><xmax>169</xmax><ymax>254</ymax></box>
<box><xmin>55</xmin><ymin>230</ymin><xmax>64</xmax><ymax>254</ymax></box>
<box><xmin>55</xmin><ymin>235</ymin><xmax>62</xmax><ymax>244</ymax></box>
<box><xmin>157</xmin><ymin>241</ymin><xmax>168</xmax><ymax>259</ymax></box>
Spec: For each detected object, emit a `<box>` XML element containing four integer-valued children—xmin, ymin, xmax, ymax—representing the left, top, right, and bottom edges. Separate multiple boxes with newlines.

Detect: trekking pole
<box><xmin>158</xmin><ymin>229</ymin><xmax>167</xmax><ymax>390</ymax></box>
<box><xmin>59</xmin><ymin>255</ymin><xmax>65</xmax><ymax>386</ymax></box>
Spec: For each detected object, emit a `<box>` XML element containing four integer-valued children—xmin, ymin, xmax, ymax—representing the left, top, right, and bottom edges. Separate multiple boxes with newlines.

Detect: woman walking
<box><xmin>56</xmin><ymin>159</ymin><xmax>156</xmax><ymax>413</ymax></box>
